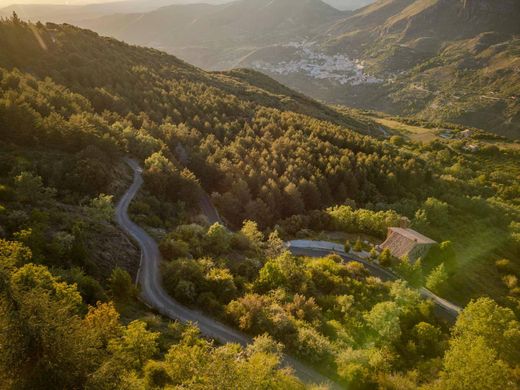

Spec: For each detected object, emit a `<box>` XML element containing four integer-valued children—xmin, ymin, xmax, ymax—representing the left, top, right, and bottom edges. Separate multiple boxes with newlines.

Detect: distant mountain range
<box><xmin>2</xmin><ymin>0</ymin><xmax>518</xmax><ymax>138</ymax></box>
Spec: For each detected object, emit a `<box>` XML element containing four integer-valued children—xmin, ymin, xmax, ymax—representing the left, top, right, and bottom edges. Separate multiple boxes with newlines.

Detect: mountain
<box><xmin>1</xmin><ymin>0</ymin><xmax>346</xmax><ymax>70</ymax></box>
<box><xmin>0</xmin><ymin>0</ymin><xmax>197</xmax><ymax>23</ymax></box>
<box><xmin>77</xmin><ymin>0</ymin><xmax>344</xmax><ymax>69</ymax></box>
<box><xmin>0</xmin><ymin>17</ymin><xmax>519</xmax><ymax>389</ymax></box>
<box><xmin>318</xmin><ymin>0</ymin><xmax>375</xmax><ymax>10</ymax></box>
<box><xmin>12</xmin><ymin>0</ymin><xmax>513</xmax><ymax>138</ymax></box>
<box><xmin>0</xmin><ymin>0</ymin><xmax>370</xmax><ymax>23</ymax></box>
<box><xmin>243</xmin><ymin>0</ymin><xmax>520</xmax><ymax>138</ymax></box>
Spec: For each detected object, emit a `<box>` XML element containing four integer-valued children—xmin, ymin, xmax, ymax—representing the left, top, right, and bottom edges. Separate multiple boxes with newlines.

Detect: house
<box><xmin>459</xmin><ymin>129</ymin><xmax>473</xmax><ymax>138</ymax></box>
<box><xmin>379</xmin><ymin>227</ymin><xmax>437</xmax><ymax>262</ymax></box>
<box><xmin>463</xmin><ymin>143</ymin><xmax>480</xmax><ymax>153</ymax></box>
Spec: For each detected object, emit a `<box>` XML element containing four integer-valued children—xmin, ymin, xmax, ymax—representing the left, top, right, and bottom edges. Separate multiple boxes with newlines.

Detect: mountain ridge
<box><xmin>1</xmin><ymin>0</ymin><xmax>518</xmax><ymax>138</ymax></box>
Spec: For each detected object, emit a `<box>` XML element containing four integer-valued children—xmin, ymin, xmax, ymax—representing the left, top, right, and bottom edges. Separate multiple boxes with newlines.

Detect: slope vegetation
<box><xmin>0</xmin><ymin>15</ymin><xmax>518</xmax><ymax>326</ymax></box>
<box><xmin>311</xmin><ymin>0</ymin><xmax>520</xmax><ymax>138</ymax></box>
<box><xmin>0</xmin><ymin>16</ymin><xmax>519</xmax><ymax>390</ymax></box>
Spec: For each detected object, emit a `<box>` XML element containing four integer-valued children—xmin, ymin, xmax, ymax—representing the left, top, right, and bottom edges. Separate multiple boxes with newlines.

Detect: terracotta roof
<box><xmin>388</xmin><ymin>228</ymin><xmax>437</xmax><ymax>244</ymax></box>
<box><xmin>380</xmin><ymin>228</ymin><xmax>437</xmax><ymax>261</ymax></box>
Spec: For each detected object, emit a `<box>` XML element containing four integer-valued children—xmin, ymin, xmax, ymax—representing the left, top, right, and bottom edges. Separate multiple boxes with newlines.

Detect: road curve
<box><xmin>115</xmin><ymin>159</ymin><xmax>342</xmax><ymax>389</ymax></box>
<box><xmin>288</xmin><ymin>245</ymin><xmax>461</xmax><ymax>321</ymax></box>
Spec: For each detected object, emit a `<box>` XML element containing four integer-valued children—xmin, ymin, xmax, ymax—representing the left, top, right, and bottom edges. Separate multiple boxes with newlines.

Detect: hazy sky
<box><xmin>0</xmin><ymin>0</ymin><xmax>108</xmax><ymax>4</ymax></box>
<box><xmin>0</xmin><ymin>0</ymin><xmax>218</xmax><ymax>5</ymax></box>
<box><xmin>0</xmin><ymin>0</ymin><xmax>374</xmax><ymax>9</ymax></box>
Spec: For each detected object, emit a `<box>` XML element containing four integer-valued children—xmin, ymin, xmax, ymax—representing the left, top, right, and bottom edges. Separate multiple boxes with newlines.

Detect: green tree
<box><xmin>390</xmin><ymin>280</ymin><xmax>421</xmax><ymax>315</ymax></box>
<box><xmin>451</xmin><ymin>298</ymin><xmax>520</xmax><ymax>363</ymax></box>
<box><xmin>344</xmin><ymin>240</ymin><xmax>352</xmax><ymax>253</ymax></box>
<box><xmin>394</xmin><ymin>257</ymin><xmax>423</xmax><ymax>287</ymax></box>
<box><xmin>159</xmin><ymin>239</ymin><xmax>190</xmax><ymax>260</ymax></box>
<box><xmin>413</xmin><ymin>322</ymin><xmax>442</xmax><ymax>357</ymax></box>
<box><xmin>365</xmin><ymin>301</ymin><xmax>402</xmax><ymax>344</ymax></box>
<box><xmin>439</xmin><ymin>337</ymin><xmax>513</xmax><ymax>390</ymax></box>
<box><xmin>205</xmin><ymin>267</ymin><xmax>237</xmax><ymax>304</ymax></box>
<box><xmin>265</xmin><ymin>230</ymin><xmax>286</xmax><ymax>259</ymax></box>
<box><xmin>143</xmin><ymin>360</ymin><xmax>171</xmax><ymax>389</ymax></box>
<box><xmin>1</xmin><ymin>262</ymin><xmax>104</xmax><ymax>389</ymax></box>
<box><xmin>433</xmin><ymin>298</ymin><xmax>520</xmax><ymax>389</ymax></box>
<box><xmin>14</xmin><ymin>171</ymin><xmax>56</xmax><ymax>204</ymax></box>
<box><xmin>353</xmin><ymin>237</ymin><xmax>363</xmax><ymax>252</ymax></box>
<box><xmin>240</xmin><ymin>220</ymin><xmax>264</xmax><ymax>252</ymax></box>
<box><xmin>379</xmin><ymin>249</ymin><xmax>393</xmax><ymax>267</ymax></box>
<box><xmin>205</xmin><ymin>223</ymin><xmax>231</xmax><ymax>255</ymax></box>
<box><xmin>426</xmin><ymin>263</ymin><xmax>448</xmax><ymax>294</ymax></box>
<box><xmin>108</xmin><ymin>320</ymin><xmax>159</xmax><ymax>370</ymax></box>
<box><xmin>87</xmin><ymin>194</ymin><xmax>114</xmax><ymax>222</ymax></box>
<box><xmin>109</xmin><ymin>267</ymin><xmax>134</xmax><ymax>301</ymax></box>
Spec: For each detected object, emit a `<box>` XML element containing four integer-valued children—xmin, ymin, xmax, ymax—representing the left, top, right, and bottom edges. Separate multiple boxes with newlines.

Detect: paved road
<box><xmin>173</xmin><ymin>144</ymin><xmax>224</xmax><ymax>226</ymax></box>
<box><xmin>199</xmin><ymin>190</ymin><xmax>224</xmax><ymax>225</ymax></box>
<box><xmin>288</xmin><ymin>244</ymin><xmax>461</xmax><ymax>321</ymax></box>
<box><xmin>115</xmin><ymin>159</ymin><xmax>342</xmax><ymax>389</ymax></box>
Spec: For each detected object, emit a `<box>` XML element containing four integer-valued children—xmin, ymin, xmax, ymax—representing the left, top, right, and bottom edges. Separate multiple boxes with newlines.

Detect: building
<box><xmin>463</xmin><ymin>143</ymin><xmax>480</xmax><ymax>153</ymax></box>
<box><xmin>379</xmin><ymin>227</ymin><xmax>437</xmax><ymax>262</ymax></box>
<box><xmin>459</xmin><ymin>129</ymin><xmax>473</xmax><ymax>138</ymax></box>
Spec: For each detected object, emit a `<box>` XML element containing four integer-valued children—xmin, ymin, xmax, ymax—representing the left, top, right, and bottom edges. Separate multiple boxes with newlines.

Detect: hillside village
<box><xmin>251</xmin><ymin>42</ymin><xmax>383</xmax><ymax>86</ymax></box>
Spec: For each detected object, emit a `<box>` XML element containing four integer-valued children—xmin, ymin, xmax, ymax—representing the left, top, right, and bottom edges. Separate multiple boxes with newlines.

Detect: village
<box><xmin>251</xmin><ymin>41</ymin><xmax>383</xmax><ymax>86</ymax></box>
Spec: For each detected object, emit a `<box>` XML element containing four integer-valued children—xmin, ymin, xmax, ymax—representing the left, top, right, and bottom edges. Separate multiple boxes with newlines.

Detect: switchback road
<box><xmin>115</xmin><ymin>159</ymin><xmax>342</xmax><ymax>389</ymax></box>
<box><xmin>287</xmin><ymin>242</ymin><xmax>461</xmax><ymax>321</ymax></box>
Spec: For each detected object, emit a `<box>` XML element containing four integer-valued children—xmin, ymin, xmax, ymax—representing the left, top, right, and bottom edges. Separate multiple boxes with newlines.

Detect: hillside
<box><xmin>0</xmin><ymin>16</ymin><xmax>519</xmax><ymax>389</ymax></box>
<box><xmin>0</xmin><ymin>13</ymin><xmax>518</xmax><ymax>301</ymax></box>
<box><xmin>79</xmin><ymin>0</ymin><xmax>343</xmax><ymax>69</ymax></box>
<box><xmin>1</xmin><ymin>0</ymin><xmax>346</xmax><ymax>71</ymax></box>
<box><xmin>249</xmin><ymin>0</ymin><xmax>520</xmax><ymax>138</ymax></box>
<box><xmin>3</xmin><ymin>0</ymin><xmax>517</xmax><ymax>137</ymax></box>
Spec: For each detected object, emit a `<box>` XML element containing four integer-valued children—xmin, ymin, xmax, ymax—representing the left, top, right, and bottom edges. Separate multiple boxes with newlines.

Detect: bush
<box><xmin>144</xmin><ymin>361</ymin><xmax>171</xmax><ymax>389</ymax></box>
<box><xmin>109</xmin><ymin>267</ymin><xmax>135</xmax><ymax>301</ymax></box>
<box><xmin>353</xmin><ymin>237</ymin><xmax>363</xmax><ymax>252</ymax></box>
<box><xmin>204</xmin><ymin>223</ymin><xmax>231</xmax><ymax>255</ymax></box>
<box><xmin>174</xmin><ymin>280</ymin><xmax>197</xmax><ymax>304</ymax></box>
<box><xmin>379</xmin><ymin>249</ymin><xmax>393</xmax><ymax>267</ymax></box>
<box><xmin>344</xmin><ymin>240</ymin><xmax>352</xmax><ymax>253</ymax></box>
<box><xmin>495</xmin><ymin>259</ymin><xmax>513</xmax><ymax>274</ymax></box>
<box><xmin>426</xmin><ymin>263</ymin><xmax>448</xmax><ymax>294</ymax></box>
<box><xmin>159</xmin><ymin>239</ymin><xmax>191</xmax><ymax>260</ymax></box>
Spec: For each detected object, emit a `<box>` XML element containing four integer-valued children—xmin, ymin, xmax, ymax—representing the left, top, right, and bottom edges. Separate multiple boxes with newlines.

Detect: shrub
<box><xmin>109</xmin><ymin>267</ymin><xmax>135</xmax><ymax>301</ymax></box>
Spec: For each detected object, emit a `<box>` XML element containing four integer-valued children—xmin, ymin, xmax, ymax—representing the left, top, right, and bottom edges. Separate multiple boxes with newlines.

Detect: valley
<box><xmin>2</xmin><ymin>0</ymin><xmax>517</xmax><ymax>138</ymax></box>
<box><xmin>246</xmin><ymin>41</ymin><xmax>382</xmax><ymax>86</ymax></box>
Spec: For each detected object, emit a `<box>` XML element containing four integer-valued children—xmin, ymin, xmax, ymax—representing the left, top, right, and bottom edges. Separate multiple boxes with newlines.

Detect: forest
<box><xmin>0</xmin><ymin>16</ymin><xmax>519</xmax><ymax>389</ymax></box>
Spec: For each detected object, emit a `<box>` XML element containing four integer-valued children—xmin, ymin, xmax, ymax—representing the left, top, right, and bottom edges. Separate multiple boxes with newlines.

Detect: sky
<box><xmin>0</xmin><ymin>0</ymin><xmax>374</xmax><ymax>10</ymax></box>
<box><xmin>0</xmin><ymin>0</ymin><xmax>214</xmax><ymax>5</ymax></box>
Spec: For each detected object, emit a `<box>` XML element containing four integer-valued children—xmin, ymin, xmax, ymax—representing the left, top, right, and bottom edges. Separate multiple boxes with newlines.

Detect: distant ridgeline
<box><xmin>2</xmin><ymin>0</ymin><xmax>517</xmax><ymax>137</ymax></box>
<box><xmin>310</xmin><ymin>0</ymin><xmax>520</xmax><ymax>139</ymax></box>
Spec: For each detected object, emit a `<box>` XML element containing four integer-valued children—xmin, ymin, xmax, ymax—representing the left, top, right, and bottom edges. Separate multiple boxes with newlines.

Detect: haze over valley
<box><xmin>2</xmin><ymin>0</ymin><xmax>518</xmax><ymax>138</ymax></box>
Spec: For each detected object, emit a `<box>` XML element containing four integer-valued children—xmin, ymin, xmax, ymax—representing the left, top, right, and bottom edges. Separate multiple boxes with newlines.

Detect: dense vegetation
<box><xmin>0</xmin><ymin>16</ymin><xmax>519</xmax><ymax>389</ymax></box>
<box><xmin>2</xmin><ymin>0</ymin><xmax>519</xmax><ymax>138</ymax></box>
<box><xmin>1</xmin><ymin>14</ymin><xmax>519</xmax><ymax>306</ymax></box>
<box><xmin>0</xmin><ymin>239</ymin><xmax>305</xmax><ymax>389</ymax></box>
<box><xmin>157</xmin><ymin>220</ymin><xmax>520</xmax><ymax>388</ymax></box>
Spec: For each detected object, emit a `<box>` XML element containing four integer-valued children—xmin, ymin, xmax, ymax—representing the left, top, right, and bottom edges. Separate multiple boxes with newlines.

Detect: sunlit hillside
<box><xmin>0</xmin><ymin>9</ymin><xmax>518</xmax><ymax>390</ymax></box>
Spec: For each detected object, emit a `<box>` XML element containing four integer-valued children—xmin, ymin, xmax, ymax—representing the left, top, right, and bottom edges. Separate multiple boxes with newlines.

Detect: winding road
<box><xmin>287</xmin><ymin>244</ymin><xmax>461</xmax><ymax>321</ymax></box>
<box><xmin>115</xmin><ymin>159</ymin><xmax>342</xmax><ymax>389</ymax></box>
